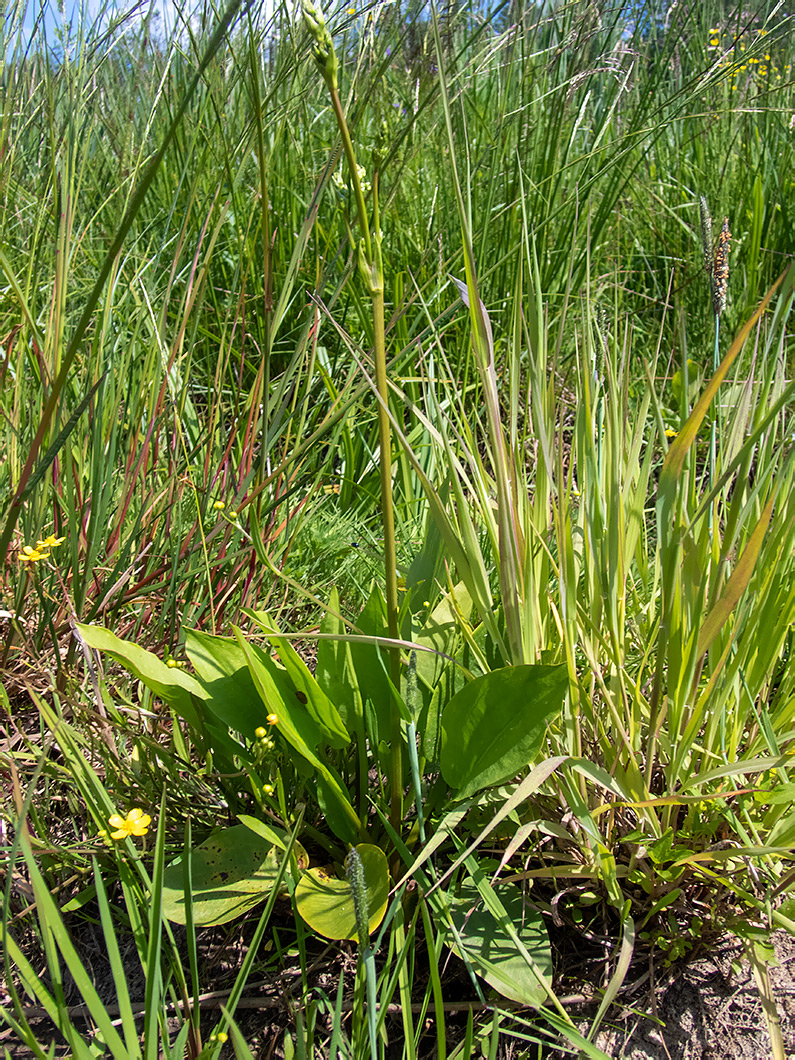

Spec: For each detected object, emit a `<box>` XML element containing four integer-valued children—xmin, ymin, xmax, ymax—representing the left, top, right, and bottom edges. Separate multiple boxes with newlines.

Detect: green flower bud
<box><xmin>300</xmin><ymin>0</ymin><xmax>338</xmax><ymax>91</ymax></box>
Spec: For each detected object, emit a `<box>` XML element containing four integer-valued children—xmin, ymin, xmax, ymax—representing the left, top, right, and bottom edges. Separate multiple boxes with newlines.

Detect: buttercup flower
<box><xmin>37</xmin><ymin>534</ymin><xmax>65</xmax><ymax>549</ymax></box>
<box><xmin>108</xmin><ymin>808</ymin><xmax>152</xmax><ymax>840</ymax></box>
<box><xmin>266</xmin><ymin>713</ymin><xmax>279</xmax><ymax>725</ymax></box>
<box><xmin>19</xmin><ymin>545</ymin><xmax>49</xmax><ymax>562</ymax></box>
<box><xmin>665</xmin><ymin>428</ymin><xmax>678</xmax><ymax>439</ymax></box>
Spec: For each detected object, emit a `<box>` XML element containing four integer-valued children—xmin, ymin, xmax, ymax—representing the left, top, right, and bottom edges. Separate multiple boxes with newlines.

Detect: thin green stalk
<box><xmin>301</xmin><ymin>0</ymin><xmax>402</xmax><ymax>831</ymax></box>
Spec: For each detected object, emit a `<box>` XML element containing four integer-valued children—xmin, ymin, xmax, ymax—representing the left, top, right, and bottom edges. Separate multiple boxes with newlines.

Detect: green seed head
<box><xmin>300</xmin><ymin>0</ymin><xmax>338</xmax><ymax>91</ymax></box>
<box><xmin>345</xmin><ymin>845</ymin><xmax>370</xmax><ymax>948</ymax></box>
<box><xmin>699</xmin><ymin>195</ymin><xmax>713</xmax><ymax>275</ymax></box>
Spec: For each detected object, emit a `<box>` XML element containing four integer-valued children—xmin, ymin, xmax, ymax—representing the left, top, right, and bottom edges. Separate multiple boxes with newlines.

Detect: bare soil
<box><xmin>591</xmin><ymin>930</ymin><xmax>795</xmax><ymax>1058</ymax></box>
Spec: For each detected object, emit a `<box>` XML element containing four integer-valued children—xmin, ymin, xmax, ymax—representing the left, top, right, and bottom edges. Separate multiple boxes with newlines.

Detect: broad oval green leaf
<box><xmin>447</xmin><ymin>881</ymin><xmax>552</xmax><ymax>1006</ymax></box>
<box><xmin>183</xmin><ymin>628</ymin><xmax>267</xmax><ymax>737</ymax></box>
<box><xmin>76</xmin><ymin>622</ymin><xmax>205</xmax><ymax>728</ymax></box>
<box><xmin>295</xmin><ymin>845</ymin><xmax>389</xmax><ymax>942</ymax></box>
<box><xmin>162</xmin><ymin>824</ymin><xmax>306</xmax><ymax>926</ymax></box>
<box><xmin>440</xmin><ymin>664</ymin><xmax>567</xmax><ymax>798</ymax></box>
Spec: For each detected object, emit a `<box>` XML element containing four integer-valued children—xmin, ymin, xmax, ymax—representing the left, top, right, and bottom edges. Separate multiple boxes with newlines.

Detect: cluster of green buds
<box><xmin>254</xmin><ymin>724</ymin><xmax>276</xmax><ymax>797</ymax></box>
<box><xmin>255</xmin><ymin>713</ymin><xmax>278</xmax><ymax>748</ymax></box>
<box><xmin>254</xmin><ymin>724</ymin><xmax>275</xmax><ymax>753</ymax></box>
<box><xmin>300</xmin><ymin>0</ymin><xmax>338</xmax><ymax>92</ymax></box>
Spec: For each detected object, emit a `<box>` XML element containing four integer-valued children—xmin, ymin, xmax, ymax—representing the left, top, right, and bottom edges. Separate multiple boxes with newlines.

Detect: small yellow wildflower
<box><xmin>108</xmin><ymin>808</ymin><xmax>152</xmax><ymax>840</ymax></box>
<box><xmin>665</xmin><ymin>428</ymin><xmax>678</xmax><ymax>440</ymax></box>
<box><xmin>262</xmin><ymin>784</ymin><xmax>274</xmax><ymax>796</ymax></box>
<box><xmin>213</xmin><ymin>500</ymin><xmax>226</xmax><ymax>511</ymax></box>
<box><xmin>255</xmin><ymin>725</ymin><xmax>267</xmax><ymax>739</ymax></box>
<box><xmin>709</xmin><ymin>37</ymin><xmax>719</xmax><ymax>47</ymax></box>
<box><xmin>266</xmin><ymin>712</ymin><xmax>279</xmax><ymax>725</ymax></box>
<box><xmin>166</xmin><ymin>658</ymin><xmax>178</xmax><ymax>668</ymax></box>
<box><xmin>37</xmin><ymin>534</ymin><xmax>65</xmax><ymax>549</ymax></box>
<box><xmin>19</xmin><ymin>545</ymin><xmax>49</xmax><ymax>562</ymax></box>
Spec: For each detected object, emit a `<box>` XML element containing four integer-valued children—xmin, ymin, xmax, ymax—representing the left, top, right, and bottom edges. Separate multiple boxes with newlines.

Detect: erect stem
<box><xmin>372</xmin><ymin>269</ymin><xmax>403</xmax><ymax>831</ymax></box>
<box><xmin>329</xmin><ymin>86</ymin><xmax>371</xmax><ymax>263</ymax></box>
<box><xmin>326</xmin><ymin>85</ymin><xmax>402</xmax><ymax>832</ymax></box>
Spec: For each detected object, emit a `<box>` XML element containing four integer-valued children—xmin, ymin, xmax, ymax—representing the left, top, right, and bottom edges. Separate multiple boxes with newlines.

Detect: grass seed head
<box><xmin>712</xmin><ymin>217</ymin><xmax>731</xmax><ymax>316</ymax></box>
<box><xmin>346</xmin><ymin>845</ymin><xmax>370</xmax><ymax>947</ymax></box>
<box><xmin>699</xmin><ymin>195</ymin><xmax>713</xmax><ymax>275</ymax></box>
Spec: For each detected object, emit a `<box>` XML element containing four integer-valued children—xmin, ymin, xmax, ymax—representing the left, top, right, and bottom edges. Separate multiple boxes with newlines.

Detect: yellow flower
<box><xmin>266</xmin><ymin>713</ymin><xmax>279</xmax><ymax>725</ymax></box>
<box><xmin>108</xmin><ymin>808</ymin><xmax>152</xmax><ymax>840</ymax></box>
<box><xmin>709</xmin><ymin>37</ymin><xmax>719</xmax><ymax>47</ymax></box>
<box><xmin>36</xmin><ymin>534</ymin><xmax>65</xmax><ymax>549</ymax></box>
<box><xmin>665</xmin><ymin>428</ymin><xmax>678</xmax><ymax>439</ymax></box>
<box><xmin>19</xmin><ymin>545</ymin><xmax>49</xmax><ymax>562</ymax></box>
<box><xmin>213</xmin><ymin>500</ymin><xmax>226</xmax><ymax>511</ymax></box>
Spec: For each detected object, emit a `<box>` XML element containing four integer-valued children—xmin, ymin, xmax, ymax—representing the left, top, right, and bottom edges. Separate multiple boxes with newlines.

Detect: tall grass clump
<box><xmin>2</xmin><ymin>0</ymin><xmax>794</xmax><ymax>1055</ymax></box>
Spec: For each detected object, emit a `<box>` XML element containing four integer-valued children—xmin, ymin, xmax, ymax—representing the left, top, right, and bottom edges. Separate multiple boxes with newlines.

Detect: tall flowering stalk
<box><xmin>699</xmin><ymin>196</ymin><xmax>732</xmax><ymax>529</ymax></box>
<box><xmin>301</xmin><ymin>0</ymin><xmax>402</xmax><ymax>831</ymax></box>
